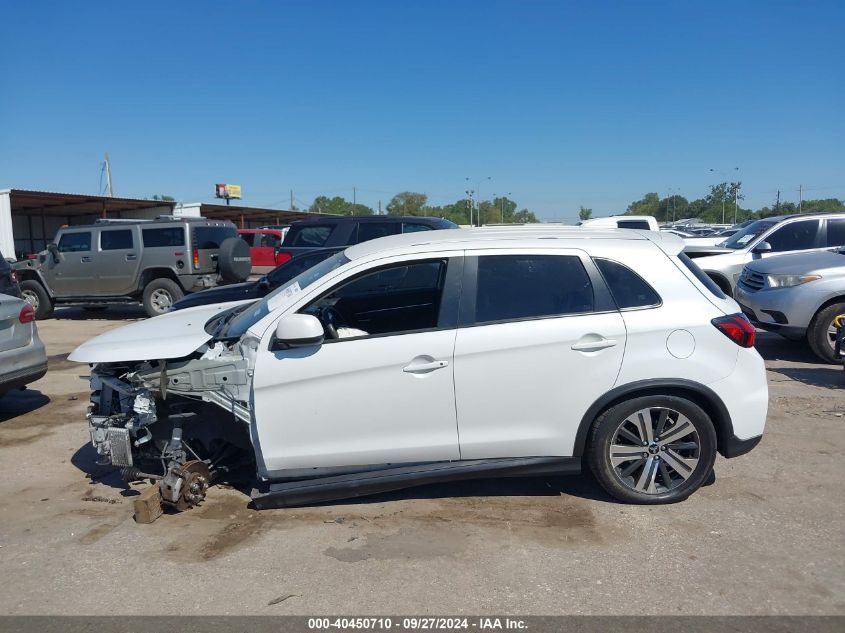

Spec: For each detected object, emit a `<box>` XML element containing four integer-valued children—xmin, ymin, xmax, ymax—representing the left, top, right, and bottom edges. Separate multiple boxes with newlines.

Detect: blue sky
<box><xmin>1</xmin><ymin>1</ymin><xmax>842</xmax><ymax>221</ymax></box>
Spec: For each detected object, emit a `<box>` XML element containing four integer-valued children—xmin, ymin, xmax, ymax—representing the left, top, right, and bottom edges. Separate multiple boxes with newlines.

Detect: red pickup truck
<box><xmin>237</xmin><ymin>228</ymin><xmax>290</xmax><ymax>274</ymax></box>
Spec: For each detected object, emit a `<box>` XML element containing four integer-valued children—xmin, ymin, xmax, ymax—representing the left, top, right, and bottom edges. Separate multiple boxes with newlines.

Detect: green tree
<box><xmin>626</xmin><ymin>192</ymin><xmax>660</xmax><ymax>217</ymax></box>
<box><xmin>578</xmin><ymin>206</ymin><xmax>592</xmax><ymax>221</ymax></box>
<box><xmin>386</xmin><ymin>192</ymin><xmax>428</xmax><ymax>216</ymax></box>
<box><xmin>152</xmin><ymin>194</ymin><xmax>175</xmax><ymax>201</ymax></box>
<box><xmin>309</xmin><ymin>195</ymin><xmax>373</xmax><ymax>216</ymax></box>
<box><xmin>512</xmin><ymin>208</ymin><xmax>539</xmax><ymax>223</ymax></box>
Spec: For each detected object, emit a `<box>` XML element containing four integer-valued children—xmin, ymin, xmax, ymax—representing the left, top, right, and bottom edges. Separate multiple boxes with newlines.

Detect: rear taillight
<box><xmin>712</xmin><ymin>313</ymin><xmax>756</xmax><ymax>348</ymax></box>
<box><xmin>192</xmin><ymin>249</ymin><xmax>200</xmax><ymax>268</ymax></box>
<box><xmin>19</xmin><ymin>303</ymin><xmax>35</xmax><ymax>324</ymax></box>
<box><xmin>275</xmin><ymin>251</ymin><xmax>293</xmax><ymax>265</ymax></box>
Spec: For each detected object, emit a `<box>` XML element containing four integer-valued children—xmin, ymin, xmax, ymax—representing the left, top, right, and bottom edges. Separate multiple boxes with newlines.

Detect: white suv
<box><xmin>69</xmin><ymin>228</ymin><xmax>767</xmax><ymax>512</ymax></box>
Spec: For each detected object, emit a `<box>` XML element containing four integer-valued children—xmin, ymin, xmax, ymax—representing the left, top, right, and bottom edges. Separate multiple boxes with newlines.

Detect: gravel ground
<box><xmin>0</xmin><ymin>307</ymin><xmax>843</xmax><ymax>615</ymax></box>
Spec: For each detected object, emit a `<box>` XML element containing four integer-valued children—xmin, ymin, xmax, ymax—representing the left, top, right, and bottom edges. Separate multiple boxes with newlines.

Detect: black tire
<box><xmin>142</xmin><ymin>278</ymin><xmax>183</xmax><ymax>317</ymax></box>
<box><xmin>217</xmin><ymin>237</ymin><xmax>252</xmax><ymax>283</ymax></box>
<box><xmin>19</xmin><ymin>280</ymin><xmax>53</xmax><ymax>319</ymax></box>
<box><xmin>588</xmin><ymin>395</ymin><xmax>717</xmax><ymax>504</ymax></box>
<box><xmin>807</xmin><ymin>302</ymin><xmax>845</xmax><ymax>364</ymax></box>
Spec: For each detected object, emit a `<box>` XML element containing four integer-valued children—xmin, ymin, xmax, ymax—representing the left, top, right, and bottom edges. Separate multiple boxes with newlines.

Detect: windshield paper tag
<box><xmin>267</xmin><ymin>282</ymin><xmax>302</xmax><ymax>312</ymax></box>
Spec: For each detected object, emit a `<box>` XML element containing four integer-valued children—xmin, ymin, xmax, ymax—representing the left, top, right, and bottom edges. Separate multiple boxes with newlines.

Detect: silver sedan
<box><xmin>0</xmin><ymin>293</ymin><xmax>47</xmax><ymax>396</ymax></box>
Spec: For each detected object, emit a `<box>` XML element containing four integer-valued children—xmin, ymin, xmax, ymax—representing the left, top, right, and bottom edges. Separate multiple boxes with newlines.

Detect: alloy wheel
<box><xmin>21</xmin><ymin>290</ymin><xmax>39</xmax><ymax>311</ymax></box>
<box><xmin>608</xmin><ymin>407</ymin><xmax>701</xmax><ymax>494</ymax></box>
<box><xmin>150</xmin><ymin>288</ymin><xmax>173</xmax><ymax>313</ymax></box>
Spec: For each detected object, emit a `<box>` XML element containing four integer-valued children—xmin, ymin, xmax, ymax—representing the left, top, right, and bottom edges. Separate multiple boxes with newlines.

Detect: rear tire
<box><xmin>19</xmin><ymin>280</ymin><xmax>53</xmax><ymax>319</ymax></box>
<box><xmin>807</xmin><ymin>302</ymin><xmax>845</xmax><ymax>364</ymax></box>
<box><xmin>588</xmin><ymin>395</ymin><xmax>717</xmax><ymax>504</ymax></box>
<box><xmin>142</xmin><ymin>278</ymin><xmax>183</xmax><ymax>317</ymax></box>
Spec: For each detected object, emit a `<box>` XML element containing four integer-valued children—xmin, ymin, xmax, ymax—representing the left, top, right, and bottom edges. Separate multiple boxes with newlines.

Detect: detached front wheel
<box><xmin>142</xmin><ymin>278</ymin><xmax>183</xmax><ymax>317</ymax></box>
<box><xmin>588</xmin><ymin>396</ymin><xmax>717</xmax><ymax>504</ymax></box>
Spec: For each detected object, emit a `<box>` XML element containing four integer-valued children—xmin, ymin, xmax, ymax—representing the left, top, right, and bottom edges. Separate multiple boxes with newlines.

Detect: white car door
<box><xmin>453</xmin><ymin>249</ymin><xmax>626</xmax><ymax>459</ymax></box>
<box><xmin>251</xmin><ymin>255</ymin><xmax>463</xmax><ymax>477</ymax></box>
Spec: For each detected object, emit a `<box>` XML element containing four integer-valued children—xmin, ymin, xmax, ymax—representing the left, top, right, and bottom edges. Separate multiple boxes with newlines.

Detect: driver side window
<box><xmin>766</xmin><ymin>220</ymin><xmax>820</xmax><ymax>252</ymax></box>
<box><xmin>303</xmin><ymin>259</ymin><xmax>449</xmax><ymax>340</ymax></box>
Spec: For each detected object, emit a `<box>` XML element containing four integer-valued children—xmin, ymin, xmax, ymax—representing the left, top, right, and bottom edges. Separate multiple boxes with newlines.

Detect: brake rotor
<box><xmin>172</xmin><ymin>460</ymin><xmax>210</xmax><ymax>511</ymax></box>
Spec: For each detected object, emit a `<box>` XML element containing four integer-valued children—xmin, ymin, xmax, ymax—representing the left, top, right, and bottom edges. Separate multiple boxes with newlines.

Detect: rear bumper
<box><xmin>0</xmin><ymin>336</ymin><xmax>48</xmax><ymax>393</ymax></box>
<box><xmin>722</xmin><ymin>433</ymin><xmax>763</xmax><ymax>458</ymax></box>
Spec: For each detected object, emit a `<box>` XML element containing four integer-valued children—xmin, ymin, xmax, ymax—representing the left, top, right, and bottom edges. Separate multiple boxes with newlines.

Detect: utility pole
<box><xmin>353</xmin><ymin>187</ymin><xmax>356</xmax><ymax>206</ymax></box>
<box><xmin>104</xmin><ymin>152</ymin><xmax>114</xmax><ymax>197</ymax></box>
<box><xmin>465</xmin><ymin>190</ymin><xmax>475</xmax><ymax>226</ymax></box>
<box><xmin>799</xmin><ymin>184</ymin><xmax>803</xmax><ymax>213</ymax></box>
<box><xmin>775</xmin><ymin>190</ymin><xmax>781</xmax><ymax>214</ymax></box>
<box><xmin>378</xmin><ymin>200</ymin><xmax>382</xmax><ymax>215</ymax></box>
<box><xmin>734</xmin><ymin>183</ymin><xmax>740</xmax><ymax>224</ymax></box>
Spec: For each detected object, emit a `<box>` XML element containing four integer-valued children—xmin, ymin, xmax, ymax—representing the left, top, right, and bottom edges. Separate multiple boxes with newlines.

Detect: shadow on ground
<box><xmin>768</xmin><ymin>366</ymin><xmax>844</xmax><ymax>389</ymax></box>
<box><xmin>70</xmin><ymin>442</ymin><xmax>131</xmax><ymax>492</ymax></box>
<box><xmin>0</xmin><ymin>389</ymin><xmax>50</xmax><ymax>423</ymax></box>
<box><xmin>754</xmin><ymin>332</ymin><xmax>822</xmax><ymax>363</ymax></box>
<box><xmin>52</xmin><ymin>306</ymin><xmax>146</xmax><ymax>321</ymax></box>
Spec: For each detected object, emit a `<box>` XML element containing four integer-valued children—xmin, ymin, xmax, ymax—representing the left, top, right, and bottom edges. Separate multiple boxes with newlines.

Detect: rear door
<box><xmin>453</xmin><ymin>249</ymin><xmax>626</xmax><ymax>459</ymax></box>
<box><xmin>47</xmin><ymin>230</ymin><xmax>95</xmax><ymax>296</ymax></box>
<box><xmin>95</xmin><ymin>227</ymin><xmax>140</xmax><ymax>295</ymax></box>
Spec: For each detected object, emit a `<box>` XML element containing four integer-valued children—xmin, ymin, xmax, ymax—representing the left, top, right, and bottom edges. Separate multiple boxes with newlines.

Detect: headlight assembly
<box><xmin>766</xmin><ymin>274</ymin><xmax>821</xmax><ymax>288</ymax></box>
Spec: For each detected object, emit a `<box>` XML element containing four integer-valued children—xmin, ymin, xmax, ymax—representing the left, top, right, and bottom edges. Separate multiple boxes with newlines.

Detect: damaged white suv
<box><xmin>70</xmin><ymin>227</ymin><xmax>768</xmax><ymax>512</ymax></box>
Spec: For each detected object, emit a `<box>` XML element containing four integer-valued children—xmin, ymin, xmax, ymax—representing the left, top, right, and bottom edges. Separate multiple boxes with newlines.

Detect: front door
<box><xmin>46</xmin><ymin>230</ymin><xmax>96</xmax><ymax>297</ymax></box>
<box><xmin>251</xmin><ymin>256</ymin><xmax>463</xmax><ymax>478</ymax></box>
<box><xmin>453</xmin><ymin>251</ymin><xmax>626</xmax><ymax>459</ymax></box>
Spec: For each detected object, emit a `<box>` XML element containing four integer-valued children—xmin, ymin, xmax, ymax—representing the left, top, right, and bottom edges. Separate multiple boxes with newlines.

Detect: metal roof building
<box><xmin>0</xmin><ymin>189</ymin><xmax>321</xmax><ymax>260</ymax></box>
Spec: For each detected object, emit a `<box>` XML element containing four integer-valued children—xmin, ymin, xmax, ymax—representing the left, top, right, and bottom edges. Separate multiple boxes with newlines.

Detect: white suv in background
<box><xmin>70</xmin><ymin>228</ymin><xmax>768</xmax><ymax>511</ymax></box>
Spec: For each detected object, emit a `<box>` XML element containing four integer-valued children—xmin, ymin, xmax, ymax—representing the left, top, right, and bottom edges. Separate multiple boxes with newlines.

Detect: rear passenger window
<box><xmin>100</xmin><ymin>229</ymin><xmax>133</xmax><ymax>251</ymax></box>
<box><xmin>143</xmin><ymin>227</ymin><xmax>185</xmax><ymax>247</ymax></box>
<box><xmin>594</xmin><ymin>259</ymin><xmax>661</xmax><ymax>309</ymax></box>
<box><xmin>288</xmin><ymin>225</ymin><xmax>333</xmax><ymax>247</ymax></box>
<box><xmin>58</xmin><ymin>232</ymin><xmax>91</xmax><ymax>252</ymax></box>
<box><xmin>826</xmin><ymin>219</ymin><xmax>845</xmax><ymax>248</ymax></box>
<box><xmin>616</xmin><ymin>220</ymin><xmax>650</xmax><ymax>230</ymax></box>
<box><xmin>474</xmin><ymin>255</ymin><xmax>593</xmax><ymax>323</ymax></box>
<box><xmin>356</xmin><ymin>222</ymin><xmax>400</xmax><ymax>243</ymax></box>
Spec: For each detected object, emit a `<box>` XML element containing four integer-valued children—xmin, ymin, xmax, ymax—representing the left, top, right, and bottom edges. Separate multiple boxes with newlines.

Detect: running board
<box><xmin>250</xmin><ymin>457</ymin><xmax>580</xmax><ymax>509</ymax></box>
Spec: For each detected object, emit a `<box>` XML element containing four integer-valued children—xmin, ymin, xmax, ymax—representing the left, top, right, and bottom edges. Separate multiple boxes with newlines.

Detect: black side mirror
<box><xmin>258</xmin><ymin>276</ymin><xmax>270</xmax><ymax>290</ymax></box>
<box><xmin>46</xmin><ymin>243</ymin><xmax>61</xmax><ymax>263</ymax></box>
<box><xmin>752</xmin><ymin>241</ymin><xmax>772</xmax><ymax>254</ymax></box>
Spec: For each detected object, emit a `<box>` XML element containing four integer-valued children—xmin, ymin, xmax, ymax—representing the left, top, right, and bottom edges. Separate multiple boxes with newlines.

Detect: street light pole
<box><xmin>466</xmin><ymin>176</ymin><xmax>491</xmax><ymax>227</ymax></box>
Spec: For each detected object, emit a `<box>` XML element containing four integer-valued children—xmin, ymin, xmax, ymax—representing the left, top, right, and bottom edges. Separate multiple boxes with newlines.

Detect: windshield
<box><xmin>221</xmin><ymin>251</ymin><xmax>350</xmax><ymax>339</ymax></box>
<box><xmin>719</xmin><ymin>220</ymin><xmax>777</xmax><ymax>250</ymax></box>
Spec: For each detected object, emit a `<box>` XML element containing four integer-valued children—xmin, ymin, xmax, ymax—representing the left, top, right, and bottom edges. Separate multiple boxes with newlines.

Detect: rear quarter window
<box><xmin>677</xmin><ymin>253</ymin><xmax>726</xmax><ymax>299</ymax></box>
<box><xmin>143</xmin><ymin>227</ymin><xmax>186</xmax><ymax>247</ymax></box>
<box><xmin>285</xmin><ymin>225</ymin><xmax>334</xmax><ymax>247</ymax></box>
<box><xmin>594</xmin><ymin>259</ymin><xmax>661</xmax><ymax>309</ymax></box>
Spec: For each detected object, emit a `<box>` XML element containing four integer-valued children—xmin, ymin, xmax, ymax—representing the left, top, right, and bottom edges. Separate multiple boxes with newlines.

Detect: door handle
<box><xmin>403</xmin><ymin>359</ymin><xmax>449</xmax><ymax>373</ymax></box>
<box><xmin>571</xmin><ymin>338</ymin><xmax>617</xmax><ymax>352</ymax></box>
<box><xmin>125</xmin><ymin>254</ymin><xmax>137</xmax><ymax>261</ymax></box>
<box><xmin>81</xmin><ymin>256</ymin><xmax>92</xmax><ymax>263</ymax></box>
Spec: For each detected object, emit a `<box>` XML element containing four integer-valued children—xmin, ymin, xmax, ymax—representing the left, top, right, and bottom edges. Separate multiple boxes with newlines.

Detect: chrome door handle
<box><xmin>403</xmin><ymin>359</ymin><xmax>449</xmax><ymax>373</ymax></box>
<box><xmin>571</xmin><ymin>338</ymin><xmax>617</xmax><ymax>352</ymax></box>
<box><xmin>81</xmin><ymin>256</ymin><xmax>92</xmax><ymax>263</ymax></box>
<box><xmin>125</xmin><ymin>254</ymin><xmax>137</xmax><ymax>261</ymax></box>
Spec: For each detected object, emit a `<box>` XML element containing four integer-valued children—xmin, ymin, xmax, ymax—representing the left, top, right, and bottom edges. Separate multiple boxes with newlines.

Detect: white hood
<box><xmin>69</xmin><ymin>302</ymin><xmax>242</xmax><ymax>364</ymax></box>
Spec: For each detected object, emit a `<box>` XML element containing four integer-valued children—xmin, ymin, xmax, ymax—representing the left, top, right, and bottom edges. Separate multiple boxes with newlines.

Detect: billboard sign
<box><xmin>215</xmin><ymin>183</ymin><xmax>242</xmax><ymax>200</ymax></box>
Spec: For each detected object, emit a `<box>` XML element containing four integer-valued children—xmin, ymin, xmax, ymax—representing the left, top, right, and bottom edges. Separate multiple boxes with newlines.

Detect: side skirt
<box><xmin>250</xmin><ymin>456</ymin><xmax>580</xmax><ymax>509</ymax></box>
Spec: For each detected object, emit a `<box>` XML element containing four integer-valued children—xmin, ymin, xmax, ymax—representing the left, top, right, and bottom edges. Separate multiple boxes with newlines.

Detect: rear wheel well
<box><xmin>138</xmin><ymin>268</ymin><xmax>180</xmax><ymax>294</ymax></box>
<box><xmin>577</xmin><ymin>383</ymin><xmax>733</xmax><ymax>457</ymax></box>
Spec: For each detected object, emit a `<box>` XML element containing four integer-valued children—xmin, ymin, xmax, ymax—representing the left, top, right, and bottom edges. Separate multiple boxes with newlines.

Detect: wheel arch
<box><xmin>810</xmin><ymin>295</ymin><xmax>845</xmax><ymax>323</ymax></box>
<box><xmin>138</xmin><ymin>267</ymin><xmax>180</xmax><ymax>293</ymax></box>
<box><xmin>15</xmin><ymin>268</ymin><xmax>54</xmax><ymax>298</ymax></box>
<box><xmin>573</xmin><ymin>379</ymin><xmax>735</xmax><ymax>458</ymax></box>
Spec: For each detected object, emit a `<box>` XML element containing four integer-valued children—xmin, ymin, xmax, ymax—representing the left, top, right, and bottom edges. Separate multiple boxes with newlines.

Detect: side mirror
<box><xmin>258</xmin><ymin>276</ymin><xmax>270</xmax><ymax>290</ymax></box>
<box><xmin>46</xmin><ymin>243</ymin><xmax>61</xmax><ymax>263</ymax></box>
<box><xmin>752</xmin><ymin>241</ymin><xmax>772</xmax><ymax>254</ymax></box>
<box><xmin>272</xmin><ymin>314</ymin><xmax>324</xmax><ymax>350</ymax></box>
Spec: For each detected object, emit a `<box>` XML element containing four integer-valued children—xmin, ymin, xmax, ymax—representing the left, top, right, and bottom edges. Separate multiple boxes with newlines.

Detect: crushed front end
<box><xmin>86</xmin><ymin>343</ymin><xmax>255</xmax><ymax>512</ymax></box>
